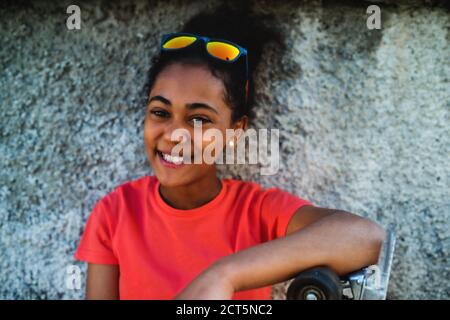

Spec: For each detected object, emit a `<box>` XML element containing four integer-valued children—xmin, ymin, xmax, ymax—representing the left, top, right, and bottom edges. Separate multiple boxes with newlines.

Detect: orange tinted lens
<box><xmin>163</xmin><ymin>36</ymin><xmax>197</xmax><ymax>49</ymax></box>
<box><xmin>206</xmin><ymin>42</ymin><xmax>240</xmax><ymax>61</ymax></box>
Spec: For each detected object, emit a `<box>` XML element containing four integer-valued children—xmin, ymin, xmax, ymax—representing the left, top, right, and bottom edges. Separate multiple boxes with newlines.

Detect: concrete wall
<box><xmin>0</xmin><ymin>0</ymin><xmax>448</xmax><ymax>299</ymax></box>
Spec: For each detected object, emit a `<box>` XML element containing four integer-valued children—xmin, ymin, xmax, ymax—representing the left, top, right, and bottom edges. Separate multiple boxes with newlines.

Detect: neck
<box><xmin>158</xmin><ymin>173</ymin><xmax>222</xmax><ymax>210</ymax></box>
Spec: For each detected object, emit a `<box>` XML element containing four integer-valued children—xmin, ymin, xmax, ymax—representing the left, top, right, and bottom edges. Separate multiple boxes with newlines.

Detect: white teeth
<box><xmin>161</xmin><ymin>152</ymin><xmax>183</xmax><ymax>165</ymax></box>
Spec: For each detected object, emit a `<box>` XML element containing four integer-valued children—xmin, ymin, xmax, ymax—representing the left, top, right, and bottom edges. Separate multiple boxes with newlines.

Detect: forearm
<box><xmin>213</xmin><ymin>211</ymin><xmax>386</xmax><ymax>292</ymax></box>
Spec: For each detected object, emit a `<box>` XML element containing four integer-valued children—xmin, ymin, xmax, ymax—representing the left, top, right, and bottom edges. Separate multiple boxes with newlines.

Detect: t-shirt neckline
<box><xmin>152</xmin><ymin>176</ymin><xmax>228</xmax><ymax>218</ymax></box>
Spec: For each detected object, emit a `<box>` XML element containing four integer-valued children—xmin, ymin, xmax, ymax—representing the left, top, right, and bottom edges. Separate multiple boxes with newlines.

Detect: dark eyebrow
<box><xmin>148</xmin><ymin>95</ymin><xmax>171</xmax><ymax>105</ymax></box>
<box><xmin>148</xmin><ymin>95</ymin><xmax>219</xmax><ymax>115</ymax></box>
<box><xmin>186</xmin><ymin>102</ymin><xmax>219</xmax><ymax>115</ymax></box>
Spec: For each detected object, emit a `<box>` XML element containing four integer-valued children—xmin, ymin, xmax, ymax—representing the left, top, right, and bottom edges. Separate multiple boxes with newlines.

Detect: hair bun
<box><xmin>180</xmin><ymin>3</ymin><xmax>284</xmax><ymax>78</ymax></box>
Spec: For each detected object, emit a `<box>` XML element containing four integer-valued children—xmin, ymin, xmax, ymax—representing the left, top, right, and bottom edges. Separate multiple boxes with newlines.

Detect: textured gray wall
<box><xmin>0</xmin><ymin>0</ymin><xmax>448</xmax><ymax>299</ymax></box>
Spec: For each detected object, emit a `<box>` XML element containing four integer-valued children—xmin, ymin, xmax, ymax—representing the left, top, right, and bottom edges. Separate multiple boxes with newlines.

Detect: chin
<box><xmin>151</xmin><ymin>165</ymin><xmax>193</xmax><ymax>188</ymax></box>
<box><xmin>155</xmin><ymin>173</ymin><xmax>188</xmax><ymax>188</ymax></box>
<box><xmin>153</xmin><ymin>164</ymin><xmax>213</xmax><ymax>189</ymax></box>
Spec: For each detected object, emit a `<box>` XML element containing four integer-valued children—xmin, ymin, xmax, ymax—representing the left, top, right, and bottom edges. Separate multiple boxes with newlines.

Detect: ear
<box><xmin>233</xmin><ymin>116</ymin><xmax>248</xmax><ymax>132</ymax></box>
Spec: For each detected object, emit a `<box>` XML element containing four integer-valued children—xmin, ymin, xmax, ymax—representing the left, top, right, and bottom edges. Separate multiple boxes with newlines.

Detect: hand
<box><xmin>174</xmin><ymin>264</ymin><xmax>235</xmax><ymax>300</ymax></box>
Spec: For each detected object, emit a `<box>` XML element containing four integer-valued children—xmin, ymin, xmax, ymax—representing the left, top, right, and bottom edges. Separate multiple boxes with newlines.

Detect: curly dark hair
<box><xmin>143</xmin><ymin>4</ymin><xmax>284</xmax><ymax>124</ymax></box>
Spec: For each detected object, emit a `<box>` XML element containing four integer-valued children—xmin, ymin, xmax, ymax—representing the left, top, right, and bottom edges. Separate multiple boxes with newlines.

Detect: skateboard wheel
<box><xmin>286</xmin><ymin>267</ymin><xmax>343</xmax><ymax>300</ymax></box>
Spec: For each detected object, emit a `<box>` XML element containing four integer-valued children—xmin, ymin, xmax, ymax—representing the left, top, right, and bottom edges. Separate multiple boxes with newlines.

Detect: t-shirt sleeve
<box><xmin>74</xmin><ymin>193</ymin><xmax>119</xmax><ymax>265</ymax></box>
<box><xmin>259</xmin><ymin>187</ymin><xmax>314</xmax><ymax>242</ymax></box>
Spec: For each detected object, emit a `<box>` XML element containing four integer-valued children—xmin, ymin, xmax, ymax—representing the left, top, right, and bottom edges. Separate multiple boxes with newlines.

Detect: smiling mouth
<box><xmin>156</xmin><ymin>150</ymin><xmax>185</xmax><ymax>166</ymax></box>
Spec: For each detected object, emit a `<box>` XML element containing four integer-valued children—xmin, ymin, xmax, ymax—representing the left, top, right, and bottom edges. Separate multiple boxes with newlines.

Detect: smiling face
<box><xmin>144</xmin><ymin>63</ymin><xmax>246</xmax><ymax>187</ymax></box>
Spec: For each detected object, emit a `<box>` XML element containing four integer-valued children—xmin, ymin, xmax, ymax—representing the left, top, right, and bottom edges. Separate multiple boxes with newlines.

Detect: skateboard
<box><xmin>286</xmin><ymin>226</ymin><xmax>396</xmax><ymax>300</ymax></box>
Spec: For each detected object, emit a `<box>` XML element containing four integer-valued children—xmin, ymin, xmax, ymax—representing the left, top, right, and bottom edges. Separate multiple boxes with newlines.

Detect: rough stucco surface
<box><xmin>0</xmin><ymin>0</ymin><xmax>448</xmax><ymax>299</ymax></box>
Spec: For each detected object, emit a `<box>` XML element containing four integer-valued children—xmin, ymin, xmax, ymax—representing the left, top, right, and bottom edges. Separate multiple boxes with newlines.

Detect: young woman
<box><xmin>74</xmin><ymin>7</ymin><xmax>386</xmax><ymax>300</ymax></box>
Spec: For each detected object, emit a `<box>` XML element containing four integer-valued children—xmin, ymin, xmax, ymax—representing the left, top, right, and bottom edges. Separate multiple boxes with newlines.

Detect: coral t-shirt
<box><xmin>74</xmin><ymin>175</ymin><xmax>314</xmax><ymax>300</ymax></box>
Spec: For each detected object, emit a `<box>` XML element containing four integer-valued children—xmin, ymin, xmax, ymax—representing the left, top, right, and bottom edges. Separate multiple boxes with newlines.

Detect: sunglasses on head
<box><xmin>160</xmin><ymin>32</ymin><xmax>249</xmax><ymax>104</ymax></box>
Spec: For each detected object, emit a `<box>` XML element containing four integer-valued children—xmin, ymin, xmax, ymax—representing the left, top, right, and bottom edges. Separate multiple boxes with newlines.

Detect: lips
<box><xmin>159</xmin><ymin>150</ymin><xmax>183</xmax><ymax>164</ymax></box>
<box><xmin>156</xmin><ymin>150</ymin><xmax>185</xmax><ymax>168</ymax></box>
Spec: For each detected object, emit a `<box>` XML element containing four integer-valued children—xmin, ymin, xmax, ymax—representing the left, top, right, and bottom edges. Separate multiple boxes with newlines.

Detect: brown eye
<box><xmin>150</xmin><ymin>109</ymin><xmax>170</xmax><ymax>118</ymax></box>
<box><xmin>190</xmin><ymin>116</ymin><xmax>211</xmax><ymax>125</ymax></box>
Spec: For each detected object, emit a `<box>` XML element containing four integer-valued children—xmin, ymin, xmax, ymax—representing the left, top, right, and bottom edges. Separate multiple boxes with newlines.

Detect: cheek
<box><xmin>143</xmin><ymin>120</ymin><xmax>160</xmax><ymax>147</ymax></box>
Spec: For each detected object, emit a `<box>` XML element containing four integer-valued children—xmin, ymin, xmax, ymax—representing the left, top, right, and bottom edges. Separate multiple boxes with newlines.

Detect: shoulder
<box><xmin>229</xmin><ymin>179</ymin><xmax>313</xmax><ymax>207</ymax></box>
<box><xmin>224</xmin><ymin>178</ymin><xmax>291</xmax><ymax>195</ymax></box>
<box><xmin>92</xmin><ymin>175</ymin><xmax>155</xmax><ymax>217</ymax></box>
<box><xmin>223</xmin><ymin>178</ymin><xmax>266</xmax><ymax>201</ymax></box>
<box><xmin>111</xmin><ymin>175</ymin><xmax>154</xmax><ymax>198</ymax></box>
<box><xmin>223</xmin><ymin>178</ymin><xmax>306</xmax><ymax>204</ymax></box>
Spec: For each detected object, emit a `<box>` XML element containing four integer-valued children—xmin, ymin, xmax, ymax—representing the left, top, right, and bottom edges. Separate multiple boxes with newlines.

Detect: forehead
<box><xmin>151</xmin><ymin>63</ymin><xmax>227</xmax><ymax>106</ymax></box>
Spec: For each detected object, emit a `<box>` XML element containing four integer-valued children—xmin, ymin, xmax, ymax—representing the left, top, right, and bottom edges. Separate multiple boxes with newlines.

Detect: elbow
<box><xmin>362</xmin><ymin>218</ymin><xmax>387</xmax><ymax>265</ymax></box>
<box><xmin>341</xmin><ymin>211</ymin><xmax>387</xmax><ymax>246</ymax></box>
<box><xmin>370</xmin><ymin>219</ymin><xmax>387</xmax><ymax>246</ymax></box>
<box><xmin>343</xmin><ymin>212</ymin><xmax>387</xmax><ymax>265</ymax></box>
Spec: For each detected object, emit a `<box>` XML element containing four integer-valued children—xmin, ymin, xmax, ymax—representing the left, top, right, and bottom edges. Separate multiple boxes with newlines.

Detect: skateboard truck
<box><xmin>286</xmin><ymin>225</ymin><xmax>396</xmax><ymax>300</ymax></box>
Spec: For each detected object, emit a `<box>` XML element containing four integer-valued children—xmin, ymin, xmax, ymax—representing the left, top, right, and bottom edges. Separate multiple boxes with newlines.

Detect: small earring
<box><xmin>229</xmin><ymin>140</ymin><xmax>234</xmax><ymax>147</ymax></box>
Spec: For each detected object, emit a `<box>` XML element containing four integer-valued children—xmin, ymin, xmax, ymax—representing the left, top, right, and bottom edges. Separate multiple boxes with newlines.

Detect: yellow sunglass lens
<box><xmin>163</xmin><ymin>36</ymin><xmax>197</xmax><ymax>49</ymax></box>
<box><xmin>207</xmin><ymin>42</ymin><xmax>240</xmax><ymax>61</ymax></box>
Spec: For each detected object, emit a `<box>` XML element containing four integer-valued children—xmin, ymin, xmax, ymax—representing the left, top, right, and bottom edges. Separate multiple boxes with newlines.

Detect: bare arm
<box><xmin>212</xmin><ymin>206</ymin><xmax>386</xmax><ymax>292</ymax></box>
<box><xmin>85</xmin><ymin>263</ymin><xmax>120</xmax><ymax>300</ymax></box>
